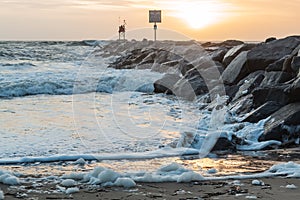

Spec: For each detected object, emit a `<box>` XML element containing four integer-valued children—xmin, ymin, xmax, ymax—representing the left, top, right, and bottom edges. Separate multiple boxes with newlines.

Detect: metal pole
<box><xmin>154</xmin><ymin>22</ymin><xmax>157</xmax><ymax>41</ymax></box>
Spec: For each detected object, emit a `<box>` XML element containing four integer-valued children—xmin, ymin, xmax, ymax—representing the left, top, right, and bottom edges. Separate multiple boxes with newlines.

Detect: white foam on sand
<box><xmin>53</xmin><ymin>161</ymin><xmax>300</xmax><ymax>186</ymax></box>
<box><xmin>0</xmin><ymin>190</ymin><xmax>4</xmax><ymax>200</ymax></box>
<box><xmin>0</xmin><ymin>169</ymin><xmax>20</xmax><ymax>185</ymax></box>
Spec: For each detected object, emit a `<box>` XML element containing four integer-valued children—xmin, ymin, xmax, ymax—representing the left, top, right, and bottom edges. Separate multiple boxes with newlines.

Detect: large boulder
<box><xmin>153</xmin><ymin>74</ymin><xmax>181</xmax><ymax>94</ymax></box>
<box><xmin>223</xmin><ymin>44</ymin><xmax>256</xmax><ymax>66</ymax></box>
<box><xmin>247</xmin><ymin>36</ymin><xmax>300</xmax><ymax>72</ymax></box>
<box><xmin>252</xmin><ymin>85</ymin><xmax>289</xmax><ymax>108</ymax></box>
<box><xmin>221</xmin><ymin>51</ymin><xmax>249</xmax><ymax>85</ymax></box>
<box><xmin>259</xmin><ymin>103</ymin><xmax>300</xmax><ymax>142</ymax></box>
<box><xmin>223</xmin><ymin>36</ymin><xmax>300</xmax><ymax>85</ymax></box>
<box><xmin>243</xmin><ymin>101</ymin><xmax>282</xmax><ymax>123</ymax></box>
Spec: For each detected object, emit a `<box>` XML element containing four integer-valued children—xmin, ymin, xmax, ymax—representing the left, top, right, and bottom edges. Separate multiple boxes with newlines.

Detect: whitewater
<box><xmin>0</xmin><ymin>40</ymin><xmax>299</xmax><ymax>191</ymax></box>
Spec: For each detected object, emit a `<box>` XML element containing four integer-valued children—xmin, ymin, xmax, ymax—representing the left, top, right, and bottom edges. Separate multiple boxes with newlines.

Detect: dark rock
<box><xmin>202</xmin><ymin>40</ymin><xmax>244</xmax><ymax>48</ymax></box>
<box><xmin>225</xmin><ymin>85</ymin><xmax>239</xmax><ymax>99</ymax></box>
<box><xmin>150</xmin><ymin>60</ymin><xmax>181</xmax><ymax>73</ymax></box>
<box><xmin>220</xmin><ymin>40</ymin><xmax>244</xmax><ymax>47</ymax></box>
<box><xmin>222</xmin><ymin>36</ymin><xmax>300</xmax><ymax>85</ymax></box>
<box><xmin>180</xmin><ymin>63</ymin><xmax>195</xmax><ymax>76</ymax></box>
<box><xmin>229</xmin><ymin>94</ymin><xmax>254</xmax><ymax>115</ymax></box>
<box><xmin>221</xmin><ymin>51</ymin><xmax>249</xmax><ymax>85</ymax></box>
<box><xmin>153</xmin><ymin>74</ymin><xmax>181</xmax><ymax>94</ymax></box>
<box><xmin>259</xmin><ymin>102</ymin><xmax>300</xmax><ymax>142</ymax></box>
<box><xmin>266</xmin><ymin>56</ymin><xmax>287</xmax><ymax>72</ymax></box>
<box><xmin>247</xmin><ymin>36</ymin><xmax>300</xmax><ymax>72</ymax></box>
<box><xmin>287</xmin><ymin>76</ymin><xmax>300</xmax><ymax>102</ymax></box>
<box><xmin>139</xmin><ymin>51</ymin><xmax>156</xmax><ymax>65</ymax></box>
<box><xmin>252</xmin><ymin>85</ymin><xmax>289</xmax><ymax>108</ymax></box>
<box><xmin>260</xmin><ymin>71</ymin><xmax>294</xmax><ymax>87</ymax></box>
<box><xmin>233</xmin><ymin>71</ymin><xmax>265</xmax><ymax>101</ymax></box>
<box><xmin>223</xmin><ymin>44</ymin><xmax>256</xmax><ymax>66</ymax></box>
<box><xmin>243</xmin><ymin>101</ymin><xmax>283</xmax><ymax>123</ymax></box>
<box><xmin>291</xmin><ymin>56</ymin><xmax>300</xmax><ymax>73</ymax></box>
<box><xmin>211</xmin><ymin>47</ymin><xmax>228</xmax><ymax>63</ymax></box>
<box><xmin>282</xmin><ymin>55</ymin><xmax>294</xmax><ymax>73</ymax></box>
<box><xmin>265</xmin><ymin>37</ymin><xmax>277</xmax><ymax>43</ymax></box>
<box><xmin>212</xmin><ymin>137</ymin><xmax>235</xmax><ymax>151</ymax></box>
<box><xmin>155</xmin><ymin>49</ymin><xmax>181</xmax><ymax>64</ymax></box>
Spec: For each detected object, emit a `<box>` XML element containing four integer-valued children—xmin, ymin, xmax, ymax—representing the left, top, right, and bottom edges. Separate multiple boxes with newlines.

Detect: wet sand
<box><xmin>1</xmin><ymin>177</ymin><xmax>300</xmax><ymax>199</ymax></box>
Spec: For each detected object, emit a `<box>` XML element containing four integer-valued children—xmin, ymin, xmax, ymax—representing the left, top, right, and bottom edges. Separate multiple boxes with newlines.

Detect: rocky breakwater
<box><xmin>105</xmin><ymin>36</ymin><xmax>300</xmax><ymax>150</ymax></box>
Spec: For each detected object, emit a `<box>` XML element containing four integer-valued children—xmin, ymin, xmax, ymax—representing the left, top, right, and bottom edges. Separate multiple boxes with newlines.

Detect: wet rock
<box><xmin>153</xmin><ymin>74</ymin><xmax>181</xmax><ymax>94</ymax></box>
<box><xmin>252</xmin><ymin>86</ymin><xmax>289</xmax><ymax>108</ymax></box>
<box><xmin>221</xmin><ymin>51</ymin><xmax>249</xmax><ymax>85</ymax></box>
<box><xmin>223</xmin><ymin>44</ymin><xmax>256</xmax><ymax>66</ymax></box>
<box><xmin>212</xmin><ymin>137</ymin><xmax>235</xmax><ymax>151</ymax></box>
<box><xmin>229</xmin><ymin>94</ymin><xmax>254</xmax><ymax>115</ymax></box>
<box><xmin>259</xmin><ymin>102</ymin><xmax>300</xmax><ymax>142</ymax></box>
<box><xmin>233</xmin><ymin>71</ymin><xmax>265</xmax><ymax>101</ymax></box>
<box><xmin>225</xmin><ymin>85</ymin><xmax>239</xmax><ymax>99</ymax></box>
<box><xmin>243</xmin><ymin>101</ymin><xmax>283</xmax><ymax>123</ymax></box>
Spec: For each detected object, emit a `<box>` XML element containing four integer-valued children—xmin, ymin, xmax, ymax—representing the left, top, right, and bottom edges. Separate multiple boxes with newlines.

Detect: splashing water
<box><xmin>198</xmin><ymin>95</ymin><xmax>229</xmax><ymax>157</ymax></box>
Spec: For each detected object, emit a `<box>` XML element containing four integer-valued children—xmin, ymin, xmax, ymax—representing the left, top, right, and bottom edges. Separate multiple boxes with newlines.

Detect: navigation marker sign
<box><xmin>149</xmin><ymin>10</ymin><xmax>162</xmax><ymax>41</ymax></box>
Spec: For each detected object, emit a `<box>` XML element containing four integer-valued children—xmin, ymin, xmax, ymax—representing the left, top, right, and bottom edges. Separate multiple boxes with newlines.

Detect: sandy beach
<box><xmin>1</xmin><ymin>177</ymin><xmax>299</xmax><ymax>199</ymax></box>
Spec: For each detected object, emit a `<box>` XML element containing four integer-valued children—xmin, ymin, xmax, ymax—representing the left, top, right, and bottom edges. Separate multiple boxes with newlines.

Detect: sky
<box><xmin>0</xmin><ymin>0</ymin><xmax>299</xmax><ymax>41</ymax></box>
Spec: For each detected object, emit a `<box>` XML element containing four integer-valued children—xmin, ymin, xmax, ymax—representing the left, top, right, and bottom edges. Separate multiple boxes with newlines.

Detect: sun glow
<box><xmin>167</xmin><ymin>1</ymin><xmax>227</xmax><ymax>29</ymax></box>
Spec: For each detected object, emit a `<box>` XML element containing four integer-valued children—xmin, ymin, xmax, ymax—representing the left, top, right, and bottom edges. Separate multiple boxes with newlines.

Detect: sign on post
<box><xmin>149</xmin><ymin>10</ymin><xmax>162</xmax><ymax>23</ymax></box>
<box><xmin>149</xmin><ymin>10</ymin><xmax>162</xmax><ymax>41</ymax></box>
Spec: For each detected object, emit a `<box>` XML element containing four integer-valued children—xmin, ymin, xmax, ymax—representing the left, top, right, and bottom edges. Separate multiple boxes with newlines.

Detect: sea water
<box><xmin>0</xmin><ymin>41</ymin><xmax>204</xmax><ymax>161</ymax></box>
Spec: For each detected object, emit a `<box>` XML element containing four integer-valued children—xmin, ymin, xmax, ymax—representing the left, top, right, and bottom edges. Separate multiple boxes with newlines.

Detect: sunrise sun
<box><xmin>169</xmin><ymin>1</ymin><xmax>227</xmax><ymax>29</ymax></box>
